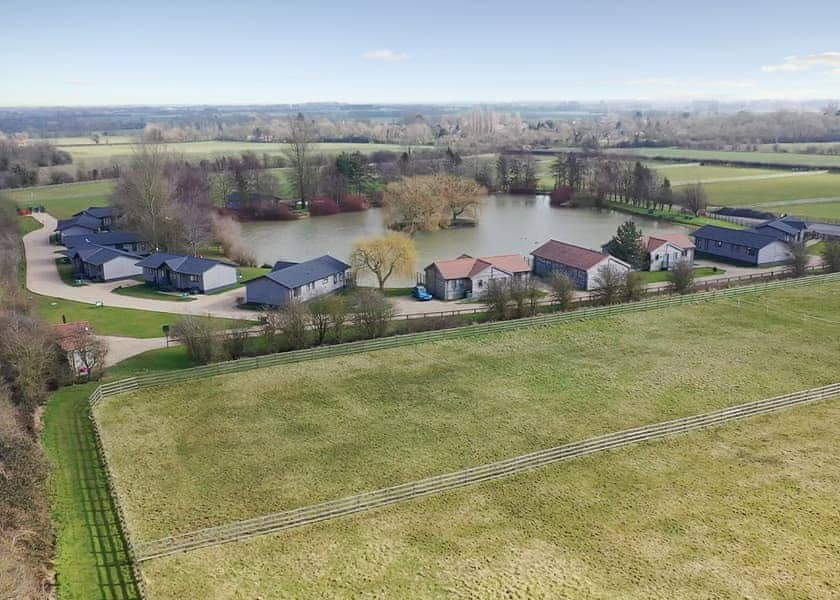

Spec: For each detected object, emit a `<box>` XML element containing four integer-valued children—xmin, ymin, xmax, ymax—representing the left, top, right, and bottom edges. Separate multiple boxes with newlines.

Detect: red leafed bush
<box><xmin>550</xmin><ymin>186</ymin><xmax>573</xmax><ymax>207</ymax></box>
<box><xmin>339</xmin><ymin>194</ymin><xmax>368</xmax><ymax>212</ymax></box>
<box><xmin>308</xmin><ymin>196</ymin><xmax>340</xmax><ymax>216</ymax></box>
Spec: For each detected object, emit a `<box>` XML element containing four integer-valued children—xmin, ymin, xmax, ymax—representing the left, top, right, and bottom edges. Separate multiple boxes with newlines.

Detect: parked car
<box><xmin>412</xmin><ymin>285</ymin><xmax>433</xmax><ymax>301</ymax></box>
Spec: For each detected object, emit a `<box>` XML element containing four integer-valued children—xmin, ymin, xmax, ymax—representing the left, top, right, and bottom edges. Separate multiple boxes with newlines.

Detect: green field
<box><xmin>605</xmin><ymin>146</ymin><xmax>840</xmax><ymax>168</ymax></box>
<box><xmin>94</xmin><ymin>281</ymin><xmax>840</xmax><ymax>542</ymax></box>
<box><xmin>701</xmin><ymin>173</ymin><xmax>840</xmax><ymax>206</ymax></box>
<box><xmin>142</xmin><ymin>398</ymin><xmax>840</xmax><ymax>599</ymax></box>
<box><xmin>762</xmin><ymin>201</ymin><xmax>840</xmax><ymax>221</ymax></box>
<box><xmin>8</xmin><ymin>180</ymin><xmax>115</xmax><ymax>218</ymax></box>
<box><xmin>651</xmin><ymin>164</ymin><xmax>788</xmax><ymax>183</ymax></box>
<box><xmin>60</xmin><ymin>140</ymin><xmax>412</xmax><ymax>164</ymax></box>
<box><xmin>44</xmin><ymin>135</ymin><xmax>138</xmax><ymax>146</ymax></box>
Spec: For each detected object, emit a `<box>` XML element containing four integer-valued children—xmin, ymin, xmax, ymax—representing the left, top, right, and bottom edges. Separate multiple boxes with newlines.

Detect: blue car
<box><xmin>412</xmin><ymin>285</ymin><xmax>433</xmax><ymax>301</ymax></box>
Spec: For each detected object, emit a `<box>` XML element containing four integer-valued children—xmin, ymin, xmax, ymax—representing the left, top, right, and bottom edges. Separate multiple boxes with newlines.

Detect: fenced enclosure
<box><xmin>84</xmin><ymin>270</ymin><xmax>840</xmax><ymax>595</ymax></box>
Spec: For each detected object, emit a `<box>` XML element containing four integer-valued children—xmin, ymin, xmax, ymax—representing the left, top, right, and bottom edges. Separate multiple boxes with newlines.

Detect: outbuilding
<box><xmin>65</xmin><ymin>244</ymin><xmax>143</xmax><ymax>282</ymax></box>
<box><xmin>531</xmin><ymin>239</ymin><xmax>631</xmax><ymax>291</ymax></box>
<box><xmin>424</xmin><ymin>254</ymin><xmax>531</xmax><ymax>300</ymax></box>
<box><xmin>692</xmin><ymin>225</ymin><xmax>794</xmax><ymax>266</ymax></box>
<box><xmin>245</xmin><ymin>255</ymin><xmax>351</xmax><ymax>306</ymax></box>
<box><xmin>136</xmin><ymin>253</ymin><xmax>238</xmax><ymax>293</ymax></box>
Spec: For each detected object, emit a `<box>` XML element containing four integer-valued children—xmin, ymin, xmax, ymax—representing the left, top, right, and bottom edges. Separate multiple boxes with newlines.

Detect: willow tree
<box><xmin>350</xmin><ymin>233</ymin><xmax>416</xmax><ymax>290</ymax></box>
<box><xmin>383</xmin><ymin>174</ymin><xmax>486</xmax><ymax>232</ymax></box>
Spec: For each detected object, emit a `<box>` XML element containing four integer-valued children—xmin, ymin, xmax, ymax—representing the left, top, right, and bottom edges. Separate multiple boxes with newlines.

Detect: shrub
<box><xmin>308</xmin><ymin>196</ymin><xmax>340</xmax><ymax>216</ymax></box>
<box><xmin>549</xmin><ymin>186</ymin><xmax>573</xmax><ymax>207</ymax></box>
<box><xmin>789</xmin><ymin>243</ymin><xmax>810</xmax><ymax>278</ymax></box>
<box><xmin>548</xmin><ymin>273</ymin><xmax>575</xmax><ymax>310</ymax></box>
<box><xmin>339</xmin><ymin>194</ymin><xmax>368</xmax><ymax>212</ymax></box>
<box><xmin>667</xmin><ymin>260</ymin><xmax>695</xmax><ymax>294</ymax></box>
<box><xmin>592</xmin><ymin>265</ymin><xmax>626</xmax><ymax>306</ymax></box>
<box><xmin>170</xmin><ymin>316</ymin><xmax>221</xmax><ymax>365</ymax></box>
<box><xmin>822</xmin><ymin>240</ymin><xmax>840</xmax><ymax>273</ymax></box>
<box><xmin>623</xmin><ymin>271</ymin><xmax>645</xmax><ymax>302</ymax></box>
<box><xmin>350</xmin><ymin>289</ymin><xmax>393</xmax><ymax>338</ymax></box>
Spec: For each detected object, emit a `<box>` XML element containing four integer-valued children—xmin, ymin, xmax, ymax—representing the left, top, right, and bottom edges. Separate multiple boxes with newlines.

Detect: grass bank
<box><xmin>94</xmin><ymin>281</ymin><xmax>840</xmax><ymax>540</ymax></box>
<box><xmin>142</xmin><ymin>399</ymin><xmax>840</xmax><ymax>599</ymax></box>
<box><xmin>41</xmin><ymin>384</ymin><xmax>142</xmax><ymax>600</ymax></box>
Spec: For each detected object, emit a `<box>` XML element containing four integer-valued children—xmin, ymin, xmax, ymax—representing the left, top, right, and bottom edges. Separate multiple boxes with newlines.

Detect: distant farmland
<box><xmin>603</xmin><ymin>146</ymin><xmax>840</xmax><ymax>169</ymax></box>
<box><xmin>56</xmin><ymin>140</ymin><xmax>414</xmax><ymax>164</ymax></box>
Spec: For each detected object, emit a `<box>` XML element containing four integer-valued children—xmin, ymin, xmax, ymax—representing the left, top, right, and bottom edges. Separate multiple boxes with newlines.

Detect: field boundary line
<box><xmin>134</xmin><ymin>382</ymin><xmax>840</xmax><ymax>561</ymax></box>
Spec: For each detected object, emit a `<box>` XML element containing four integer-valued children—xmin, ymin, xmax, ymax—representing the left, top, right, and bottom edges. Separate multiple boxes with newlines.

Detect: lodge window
<box><xmin>715</xmin><ymin>241</ymin><xmax>723</xmax><ymax>248</ymax></box>
<box><xmin>747</xmin><ymin>248</ymin><xmax>756</xmax><ymax>256</ymax></box>
<box><xmin>189</xmin><ymin>275</ymin><xmax>199</xmax><ymax>282</ymax></box>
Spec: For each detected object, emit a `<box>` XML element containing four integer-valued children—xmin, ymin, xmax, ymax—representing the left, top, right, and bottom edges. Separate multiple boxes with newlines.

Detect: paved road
<box><xmin>100</xmin><ymin>335</ymin><xmax>171</xmax><ymax>366</ymax></box>
<box><xmin>24</xmin><ymin>213</ymin><xmax>258</xmax><ymax>321</ymax></box>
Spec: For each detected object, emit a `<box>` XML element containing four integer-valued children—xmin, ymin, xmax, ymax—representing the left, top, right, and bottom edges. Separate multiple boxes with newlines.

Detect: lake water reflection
<box><xmin>241</xmin><ymin>194</ymin><xmax>692</xmax><ymax>285</ymax></box>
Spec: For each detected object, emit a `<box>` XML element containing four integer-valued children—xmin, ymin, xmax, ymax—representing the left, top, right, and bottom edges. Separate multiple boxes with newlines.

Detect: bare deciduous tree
<box><xmin>286</xmin><ymin>113</ymin><xmax>318</xmax><ymax>204</ymax></box>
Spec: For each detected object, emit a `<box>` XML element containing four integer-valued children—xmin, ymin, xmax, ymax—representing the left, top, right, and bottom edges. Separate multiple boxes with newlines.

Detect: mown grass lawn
<box><xmin>18</xmin><ymin>215</ymin><xmax>43</xmax><ymax>235</ymax></box>
<box><xmin>94</xmin><ymin>281</ymin><xmax>840</xmax><ymax>541</ymax></box>
<box><xmin>637</xmin><ymin>266</ymin><xmax>722</xmax><ymax>284</ymax></box>
<box><xmin>33</xmin><ymin>294</ymin><xmax>247</xmax><ymax>338</ymax></box>
<box><xmin>143</xmin><ymin>399</ymin><xmax>840</xmax><ymax>599</ymax></box>
<box><xmin>111</xmin><ymin>283</ymin><xmax>195</xmax><ymax>302</ymax></box>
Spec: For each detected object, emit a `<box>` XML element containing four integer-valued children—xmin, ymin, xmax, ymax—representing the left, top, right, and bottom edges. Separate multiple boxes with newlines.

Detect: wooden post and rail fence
<box><xmin>84</xmin><ymin>271</ymin><xmax>840</xmax><ymax>596</ymax></box>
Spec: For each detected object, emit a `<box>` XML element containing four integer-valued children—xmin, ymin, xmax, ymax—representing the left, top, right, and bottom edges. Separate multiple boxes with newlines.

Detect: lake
<box><xmin>241</xmin><ymin>194</ymin><xmax>693</xmax><ymax>286</ymax></box>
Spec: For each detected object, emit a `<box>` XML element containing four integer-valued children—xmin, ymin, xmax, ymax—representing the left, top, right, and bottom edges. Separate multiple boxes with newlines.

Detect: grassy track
<box><xmin>142</xmin><ymin>399</ymin><xmax>840</xmax><ymax>599</ymax></box>
<box><xmin>94</xmin><ymin>282</ymin><xmax>840</xmax><ymax>541</ymax></box>
<box><xmin>605</xmin><ymin>146</ymin><xmax>840</xmax><ymax>168</ymax></box>
<box><xmin>42</xmin><ymin>384</ymin><xmax>142</xmax><ymax>600</ymax></box>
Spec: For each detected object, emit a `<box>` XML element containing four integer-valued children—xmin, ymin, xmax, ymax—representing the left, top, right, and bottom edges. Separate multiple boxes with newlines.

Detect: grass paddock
<box><xmin>94</xmin><ymin>282</ymin><xmax>840</xmax><ymax>541</ymax></box>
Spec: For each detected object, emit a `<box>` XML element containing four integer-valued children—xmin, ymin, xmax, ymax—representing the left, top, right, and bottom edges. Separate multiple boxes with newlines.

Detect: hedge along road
<box><xmin>23</xmin><ymin>212</ymin><xmax>258</xmax><ymax>321</ymax></box>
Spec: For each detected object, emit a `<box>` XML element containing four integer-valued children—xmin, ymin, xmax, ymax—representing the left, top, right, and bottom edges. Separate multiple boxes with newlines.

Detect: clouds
<box><xmin>362</xmin><ymin>49</ymin><xmax>410</xmax><ymax>62</ymax></box>
<box><xmin>762</xmin><ymin>52</ymin><xmax>840</xmax><ymax>74</ymax></box>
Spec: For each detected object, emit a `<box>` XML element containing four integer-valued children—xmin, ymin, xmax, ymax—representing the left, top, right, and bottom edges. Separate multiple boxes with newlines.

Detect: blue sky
<box><xmin>2</xmin><ymin>0</ymin><xmax>839</xmax><ymax>105</ymax></box>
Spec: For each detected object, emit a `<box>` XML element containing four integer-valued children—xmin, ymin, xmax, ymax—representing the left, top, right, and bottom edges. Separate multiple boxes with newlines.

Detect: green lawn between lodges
<box><xmin>637</xmin><ymin>266</ymin><xmax>722</xmax><ymax>284</ymax></box>
<box><xmin>18</xmin><ymin>215</ymin><xmax>43</xmax><ymax>235</ymax></box>
<box><xmin>32</xmin><ymin>294</ymin><xmax>250</xmax><ymax>338</ymax></box>
<box><xmin>142</xmin><ymin>398</ymin><xmax>840</xmax><ymax>599</ymax></box>
<box><xmin>111</xmin><ymin>283</ymin><xmax>195</xmax><ymax>302</ymax></box>
<box><xmin>93</xmin><ymin>281</ymin><xmax>840</xmax><ymax>541</ymax></box>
